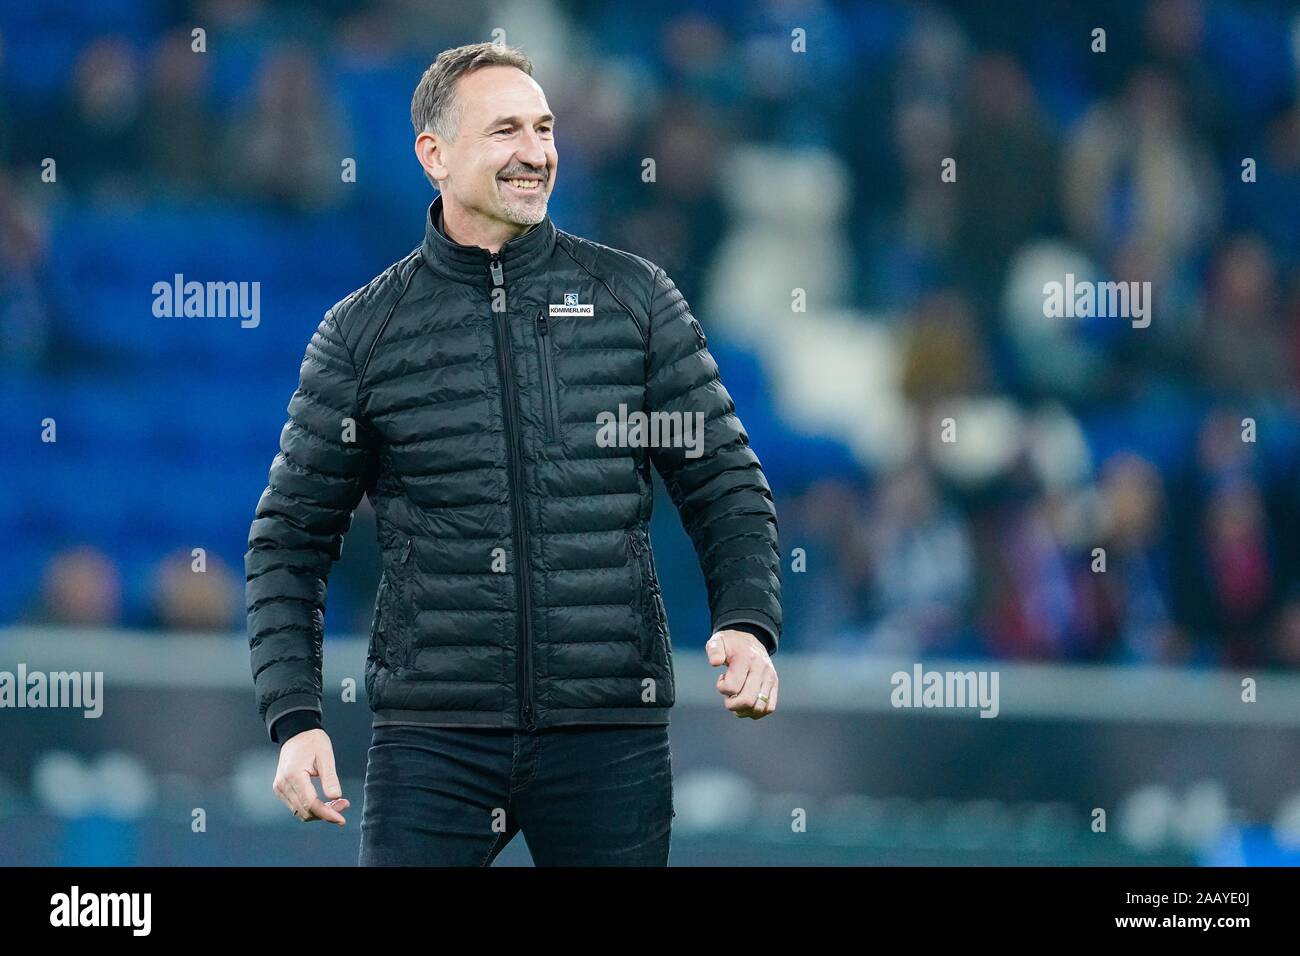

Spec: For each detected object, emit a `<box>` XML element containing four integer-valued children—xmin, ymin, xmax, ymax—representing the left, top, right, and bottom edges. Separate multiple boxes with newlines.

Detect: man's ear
<box><xmin>414</xmin><ymin>130</ymin><xmax>447</xmax><ymax>186</ymax></box>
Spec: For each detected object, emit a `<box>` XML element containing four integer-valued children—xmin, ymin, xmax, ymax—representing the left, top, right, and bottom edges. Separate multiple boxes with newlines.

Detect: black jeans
<box><xmin>357</xmin><ymin>723</ymin><xmax>674</xmax><ymax>866</ymax></box>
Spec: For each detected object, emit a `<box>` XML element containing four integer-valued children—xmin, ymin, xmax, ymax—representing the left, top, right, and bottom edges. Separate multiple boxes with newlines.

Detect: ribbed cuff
<box><xmin>271</xmin><ymin>709</ymin><xmax>323</xmax><ymax>745</ymax></box>
<box><xmin>263</xmin><ymin>692</ymin><xmax>322</xmax><ymax>743</ymax></box>
<box><xmin>713</xmin><ymin>617</ymin><xmax>778</xmax><ymax>654</ymax></box>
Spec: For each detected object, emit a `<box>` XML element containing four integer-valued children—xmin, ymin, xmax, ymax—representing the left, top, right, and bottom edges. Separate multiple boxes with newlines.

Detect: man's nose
<box><xmin>515</xmin><ymin>128</ymin><xmax>549</xmax><ymax>171</ymax></box>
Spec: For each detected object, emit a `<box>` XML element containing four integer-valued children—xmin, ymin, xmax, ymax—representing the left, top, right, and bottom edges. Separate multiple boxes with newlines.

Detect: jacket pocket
<box><xmin>534</xmin><ymin>311</ymin><xmax>561</xmax><ymax>443</ymax></box>
<box><xmin>627</xmin><ymin>529</ymin><xmax>664</xmax><ymax>662</ymax></box>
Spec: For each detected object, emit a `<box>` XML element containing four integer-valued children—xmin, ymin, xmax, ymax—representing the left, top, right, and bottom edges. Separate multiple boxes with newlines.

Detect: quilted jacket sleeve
<box><xmin>246</xmin><ymin>309</ymin><xmax>377</xmax><ymax>741</ymax></box>
<box><xmin>644</xmin><ymin>266</ymin><xmax>783</xmax><ymax>653</ymax></box>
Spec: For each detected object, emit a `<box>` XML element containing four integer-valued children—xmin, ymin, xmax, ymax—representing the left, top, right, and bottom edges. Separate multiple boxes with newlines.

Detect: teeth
<box><xmin>504</xmin><ymin>178</ymin><xmax>540</xmax><ymax>189</ymax></box>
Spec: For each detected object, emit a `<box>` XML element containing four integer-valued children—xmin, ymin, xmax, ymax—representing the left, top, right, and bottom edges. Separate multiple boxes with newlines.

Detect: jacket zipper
<box><xmin>628</xmin><ymin>530</ymin><xmax>660</xmax><ymax>660</ymax></box>
<box><xmin>534</xmin><ymin>311</ymin><xmax>560</xmax><ymax>442</ymax></box>
<box><xmin>490</xmin><ymin>253</ymin><xmax>537</xmax><ymax>731</ymax></box>
<box><xmin>628</xmin><ymin>532</ymin><xmax>648</xmax><ymax>659</ymax></box>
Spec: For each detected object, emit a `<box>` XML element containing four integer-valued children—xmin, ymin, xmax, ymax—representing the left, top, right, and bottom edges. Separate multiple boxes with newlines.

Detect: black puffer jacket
<box><xmin>246</xmin><ymin>195</ymin><xmax>782</xmax><ymax>742</ymax></box>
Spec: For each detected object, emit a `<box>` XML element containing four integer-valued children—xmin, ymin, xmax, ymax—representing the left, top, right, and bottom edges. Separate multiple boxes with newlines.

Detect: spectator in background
<box><xmin>1142</xmin><ymin>0</ymin><xmax>1227</xmax><ymax>153</ymax></box>
<box><xmin>1170</xmin><ymin>407</ymin><xmax>1300</xmax><ymax>668</ymax></box>
<box><xmin>1063</xmin><ymin>66</ymin><xmax>1219</xmax><ymax>273</ymax></box>
<box><xmin>977</xmin><ymin>462</ymin><xmax>1079</xmax><ymax>661</ymax></box>
<box><xmin>1273</xmin><ymin>591</ymin><xmax>1300</xmax><ymax>669</ymax></box>
<box><xmin>865</xmin><ymin>461</ymin><xmax>974</xmax><ymax>656</ymax></box>
<box><xmin>780</xmin><ymin>477</ymin><xmax>871</xmax><ymax>651</ymax></box>
<box><xmin>66</xmin><ymin>37</ymin><xmax>146</xmax><ymax>199</ymax></box>
<box><xmin>1236</xmin><ymin>101</ymin><xmax>1300</xmax><ymax>273</ymax></box>
<box><xmin>34</xmin><ymin>547</ymin><xmax>122</xmax><ymax>627</ymax></box>
<box><xmin>1199</xmin><ymin>235</ymin><xmax>1291</xmax><ymax>401</ymax></box>
<box><xmin>1088</xmin><ymin>453</ymin><xmax>1187</xmax><ymax>663</ymax></box>
<box><xmin>142</xmin><ymin>29</ymin><xmax>215</xmax><ymax>194</ymax></box>
<box><xmin>954</xmin><ymin>52</ymin><xmax>1059</xmax><ymax>313</ymax></box>
<box><xmin>0</xmin><ymin>171</ymin><xmax>58</xmax><ymax>372</ymax></box>
<box><xmin>607</xmin><ymin>95</ymin><xmax>730</xmax><ymax>295</ymax></box>
<box><xmin>869</xmin><ymin>10</ymin><xmax>966</xmax><ymax>309</ymax></box>
<box><xmin>1286</xmin><ymin>266</ymin><xmax>1300</xmax><ymax>393</ymax></box>
<box><xmin>151</xmin><ymin>551</ymin><xmax>241</xmax><ymax>633</ymax></box>
<box><xmin>898</xmin><ymin>289</ymin><xmax>988</xmax><ymax>404</ymax></box>
<box><xmin>222</xmin><ymin>43</ymin><xmax>349</xmax><ymax>211</ymax></box>
<box><xmin>0</xmin><ymin>28</ymin><xmax>11</xmax><ymax>167</ymax></box>
<box><xmin>1103</xmin><ymin>232</ymin><xmax>1194</xmax><ymax>393</ymax></box>
<box><xmin>877</xmin><ymin>96</ymin><xmax>956</xmax><ymax>307</ymax></box>
<box><xmin>1198</xmin><ymin>479</ymin><xmax>1275</xmax><ymax>666</ymax></box>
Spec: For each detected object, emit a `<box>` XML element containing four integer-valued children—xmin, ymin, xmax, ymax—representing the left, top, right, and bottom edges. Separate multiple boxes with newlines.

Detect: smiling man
<box><xmin>247</xmin><ymin>42</ymin><xmax>783</xmax><ymax>866</ymax></box>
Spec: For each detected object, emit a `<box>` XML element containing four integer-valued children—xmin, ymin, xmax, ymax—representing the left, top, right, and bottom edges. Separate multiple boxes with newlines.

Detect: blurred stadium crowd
<box><xmin>3</xmin><ymin>0</ymin><xmax>1300</xmax><ymax>671</ymax></box>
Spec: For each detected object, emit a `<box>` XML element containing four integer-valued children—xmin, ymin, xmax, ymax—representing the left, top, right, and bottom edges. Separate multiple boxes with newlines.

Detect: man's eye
<box><xmin>493</xmin><ymin>128</ymin><xmax>512</xmax><ymax>136</ymax></box>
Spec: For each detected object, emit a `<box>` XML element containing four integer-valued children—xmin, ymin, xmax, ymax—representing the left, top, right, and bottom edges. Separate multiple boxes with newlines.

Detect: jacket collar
<box><xmin>420</xmin><ymin>192</ymin><xmax>557</xmax><ymax>286</ymax></box>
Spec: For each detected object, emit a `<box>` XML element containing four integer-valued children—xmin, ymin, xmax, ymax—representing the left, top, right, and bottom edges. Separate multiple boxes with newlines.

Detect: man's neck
<box><xmin>439</xmin><ymin>198</ymin><xmax>533</xmax><ymax>254</ymax></box>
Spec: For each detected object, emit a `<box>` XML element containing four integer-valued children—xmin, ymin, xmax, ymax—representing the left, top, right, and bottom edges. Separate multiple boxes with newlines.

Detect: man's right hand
<box><xmin>273</xmin><ymin>729</ymin><xmax>350</xmax><ymax>825</ymax></box>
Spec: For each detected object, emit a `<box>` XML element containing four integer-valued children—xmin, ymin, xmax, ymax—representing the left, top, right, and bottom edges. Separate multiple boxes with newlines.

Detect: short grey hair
<box><xmin>411</xmin><ymin>41</ymin><xmax>534</xmax><ymax>142</ymax></box>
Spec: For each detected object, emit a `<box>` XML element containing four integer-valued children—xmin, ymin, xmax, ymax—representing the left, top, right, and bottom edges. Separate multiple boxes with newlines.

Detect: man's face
<box><xmin>430</xmin><ymin>65</ymin><xmax>557</xmax><ymax>228</ymax></box>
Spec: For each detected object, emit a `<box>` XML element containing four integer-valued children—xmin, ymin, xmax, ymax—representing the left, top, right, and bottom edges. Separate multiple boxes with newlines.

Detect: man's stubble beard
<box><xmin>498</xmin><ymin>192</ymin><xmax>548</xmax><ymax>226</ymax></box>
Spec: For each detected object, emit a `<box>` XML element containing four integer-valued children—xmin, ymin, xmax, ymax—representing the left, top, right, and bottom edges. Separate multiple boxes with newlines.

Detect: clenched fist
<box><xmin>707</xmin><ymin>629</ymin><xmax>779</xmax><ymax>719</ymax></box>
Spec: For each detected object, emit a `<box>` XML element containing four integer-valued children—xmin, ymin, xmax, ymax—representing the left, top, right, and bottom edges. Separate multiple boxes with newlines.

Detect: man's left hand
<box><xmin>707</xmin><ymin>629</ymin><xmax>778</xmax><ymax>719</ymax></box>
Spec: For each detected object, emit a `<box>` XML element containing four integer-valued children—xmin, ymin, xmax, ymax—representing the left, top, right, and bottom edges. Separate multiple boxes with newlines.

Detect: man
<box><xmin>246</xmin><ymin>42</ymin><xmax>782</xmax><ymax>866</ymax></box>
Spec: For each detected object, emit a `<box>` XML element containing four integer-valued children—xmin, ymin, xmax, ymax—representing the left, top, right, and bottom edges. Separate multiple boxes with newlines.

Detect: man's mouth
<box><xmin>500</xmin><ymin>176</ymin><xmax>544</xmax><ymax>192</ymax></box>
